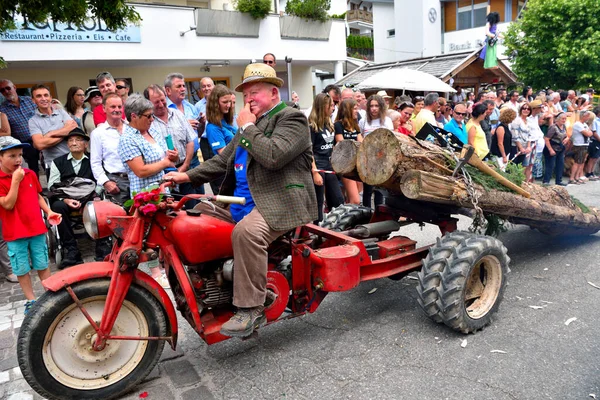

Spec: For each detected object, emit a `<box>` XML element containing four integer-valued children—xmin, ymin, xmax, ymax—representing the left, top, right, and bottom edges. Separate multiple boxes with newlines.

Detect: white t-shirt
<box><xmin>527</xmin><ymin>115</ymin><xmax>545</xmax><ymax>153</ymax></box>
<box><xmin>359</xmin><ymin>117</ymin><xmax>394</xmax><ymax>136</ymax></box>
<box><xmin>572</xmin><ymin>121</ymin><xmax>590</xmax><ymax>146</ymax></box>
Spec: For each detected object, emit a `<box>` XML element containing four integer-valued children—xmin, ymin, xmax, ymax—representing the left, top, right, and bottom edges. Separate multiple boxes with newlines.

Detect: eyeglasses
<box><xmin>139</xmin><ymin>113</ymin><xmax>155</xmax><ymax>120</ymax></box>
<box><xmin>75</xmin><ymin>93</ymin><xmax>85</xmax><ymax>97</ymax></box>
<box><xmin>455</xmin><ymin>112</ymin><xmax>467</xmax><ymax>116</ymax></box>
<box><xmin>0</xmin><ymin>87</ymin><xmax>12</xmax><ymax>93</ymax></box>
<box><xmin>116</xmin><ymin>85</ymin><xmax>128</xmax><ymax>90</ymax></box>
<box><xmin>263</xmin><ymin>60</ymin><xmax>275</xmax><ymax>65</ymax></box>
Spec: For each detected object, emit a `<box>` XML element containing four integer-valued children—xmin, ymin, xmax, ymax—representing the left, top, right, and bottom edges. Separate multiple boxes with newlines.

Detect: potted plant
<box><xmin>280</xmin><ymin>0</ymin><xmax>333</xmax><ymax>41</ymax></box>
<box><xmin>195</xmin><ymin>0</ymin><xmax>271</xmax><ymax>38</ymax></box>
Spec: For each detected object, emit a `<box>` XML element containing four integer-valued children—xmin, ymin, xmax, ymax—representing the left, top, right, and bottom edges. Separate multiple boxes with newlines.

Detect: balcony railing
<box><xmin>347</xmin><ymin>9</ymin><xmax>373</xmax><ymax>24</ymax></box>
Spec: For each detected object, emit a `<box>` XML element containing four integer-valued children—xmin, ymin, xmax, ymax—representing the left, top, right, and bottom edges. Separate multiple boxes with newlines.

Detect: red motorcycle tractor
<box><xmin>17</xmin><ymin>192</ymin><xmax>509</xmax><ymax>400</ymax></box>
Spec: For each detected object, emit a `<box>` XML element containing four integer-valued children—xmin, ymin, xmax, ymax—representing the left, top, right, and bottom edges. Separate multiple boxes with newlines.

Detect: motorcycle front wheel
<box><xmin>17</xmin><ymin>279</ymin><xmax>167</xmax><ymax>400</ymax></box>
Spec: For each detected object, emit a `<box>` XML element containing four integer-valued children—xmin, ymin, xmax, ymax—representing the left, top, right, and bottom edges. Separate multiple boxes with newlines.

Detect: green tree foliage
<box><xmin>235</xmin><ymin>0</ymin><xmax>272</xmax><ymax>20</ymax></box>
<box><xmin>285</xmin><ymin>0</ymin><xmax>331</xmax><ymax>22</ymax></box>
<box><xmin>0</xmin><ymin>0</ymin><xmax>141</xmax><ymax>68</ymax></box>
<box><xmin>504</xmin><ymin>0</ymin><xmax>600</xmax><ymax>89</ymax></box>
<box><xmin>346</xmin><ymin>34</ymin><xmax>373</xmax><ymax>49</ymax></box>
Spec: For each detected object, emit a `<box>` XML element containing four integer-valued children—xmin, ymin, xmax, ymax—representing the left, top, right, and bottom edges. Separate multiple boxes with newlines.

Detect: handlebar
<box><xmin>170</xmin><ymin>194</ymin><xmax>246</xmax><ymax>211</ymax></box>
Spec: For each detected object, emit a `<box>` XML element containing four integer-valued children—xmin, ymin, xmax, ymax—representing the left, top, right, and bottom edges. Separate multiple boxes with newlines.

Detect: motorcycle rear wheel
<box><xmin>17</xmin><ymin>279</ymin><xmax>167</xmax><ymax>400</ymax></box>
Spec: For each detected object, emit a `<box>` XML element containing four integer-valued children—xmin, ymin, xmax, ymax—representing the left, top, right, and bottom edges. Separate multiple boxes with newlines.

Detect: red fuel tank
<box><xmin>165</xmin><ymin>211</ymin><xmax>235</xmax><ymax>264</ymax></box>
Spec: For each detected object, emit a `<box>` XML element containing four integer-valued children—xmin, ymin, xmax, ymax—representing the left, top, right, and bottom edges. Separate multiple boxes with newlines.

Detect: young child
<box><xmin>0</xmin><ymin>137</ymin><xmax>62</xmax><ymax>314</ymax></box>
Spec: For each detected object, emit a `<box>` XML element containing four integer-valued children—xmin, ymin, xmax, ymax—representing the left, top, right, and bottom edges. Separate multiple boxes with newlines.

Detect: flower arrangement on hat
<box><xmin>123</xmin><ymin>185</ymin><xmax>163</xmax><ymax>216</ymax></box>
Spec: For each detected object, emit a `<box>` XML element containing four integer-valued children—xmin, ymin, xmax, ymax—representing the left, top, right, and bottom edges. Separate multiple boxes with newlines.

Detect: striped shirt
<box><xmin>150</xmin><ymin>109</ymin><xmax>196</xmax><ymax>166</ymax></box>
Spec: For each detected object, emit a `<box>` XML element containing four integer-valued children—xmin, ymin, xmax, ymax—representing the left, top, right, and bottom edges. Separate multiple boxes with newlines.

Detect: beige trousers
<box><xmin>194</xmin><ymin>203</ymin><xmax>286</xmax><ymax>308</ymax></box>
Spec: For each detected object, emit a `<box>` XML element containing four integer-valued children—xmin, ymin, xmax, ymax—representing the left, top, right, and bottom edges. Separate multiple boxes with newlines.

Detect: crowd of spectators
<box><xmin>1</xmin><ymin>56</ymin><xmax>600</xmax><ymax>307</ymax></box>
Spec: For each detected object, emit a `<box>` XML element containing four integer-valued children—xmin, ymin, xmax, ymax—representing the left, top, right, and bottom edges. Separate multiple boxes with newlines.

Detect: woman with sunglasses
<box><xmin>309</xmin><ymin>93</ymin><xmax>344</xmax><ymax>222</ymax></box>
<box><xmin>118</xmin><ymin>93</ymin><xmax>178</xmax><ymax>197</ymax></box>
<box><xmin>334</xmin><ymin>99</ymin><xmax>363</xmax><ymax>204</ymax></box>
<box><xmin>65</xmin><ymin>86</ymin><xmax>86</xmax><ymax>130</ymax></box>
<box><xmin>509</xmin><ymin>103</ymin><xmax>534</xmax><ymax>176</ymax></box>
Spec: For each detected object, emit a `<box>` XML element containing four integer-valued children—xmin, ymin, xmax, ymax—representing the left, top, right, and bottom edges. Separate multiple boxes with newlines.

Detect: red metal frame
<box><xmin>44</xmin><ymin>193</ymin><xmax>457</xmax><ymax>349</ymax></box>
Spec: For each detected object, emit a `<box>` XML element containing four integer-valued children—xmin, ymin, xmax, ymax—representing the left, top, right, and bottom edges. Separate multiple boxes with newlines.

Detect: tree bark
<box><xmin>400</xmin><ymin>169</ymin><xmax>600</xmax><ymax>234</ymax></box>
<box><xmin>356</xmin><ymin>128</ymin><xmax>453</xmax><ymax>188</ymax></box>
<box><xmin>331</xmin><ymin>140</ymin><xmax>361</xmax><ymax>181</ymax></box>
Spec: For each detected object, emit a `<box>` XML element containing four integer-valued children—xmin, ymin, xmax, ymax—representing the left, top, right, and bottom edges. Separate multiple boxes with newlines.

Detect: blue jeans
<box><xmin>543</xmin><ymin>147</ymin><xmax>565</xmax><ymax>184</ymax></box>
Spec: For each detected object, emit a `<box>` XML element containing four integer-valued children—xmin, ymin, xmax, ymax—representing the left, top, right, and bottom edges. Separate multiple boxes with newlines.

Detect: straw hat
<box><xmin>529</xmin><ymin>99</ymin><xmax>543</xmax><ymax>109</ymax></box>
<box><xmin>235</xmin><ymin>63</ymin><xmax>284</xmax><ymax>92</ymax></box>
<box><xmin>376</xmin><ymin>90</ymin><xmax>392</xmax><ymax>99</ymax></box>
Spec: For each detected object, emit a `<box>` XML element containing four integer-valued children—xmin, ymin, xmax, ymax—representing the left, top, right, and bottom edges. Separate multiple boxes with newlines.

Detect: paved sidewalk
<box><xmin>0</xmin><ymin>238</ymin><xmax>96</xmax><ymax>400</ymax></box>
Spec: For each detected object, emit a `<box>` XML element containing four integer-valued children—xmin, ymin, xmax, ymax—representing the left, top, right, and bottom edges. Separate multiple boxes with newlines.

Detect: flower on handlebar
<box><xmin>123</xmin><ymin>186</ymin><xmax>163</xmax><ymax>216</ymax></box>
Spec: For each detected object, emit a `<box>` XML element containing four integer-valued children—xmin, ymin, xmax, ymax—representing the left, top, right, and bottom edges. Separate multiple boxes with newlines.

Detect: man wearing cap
<box><xmin>0</xmin><ymin>79</ymin><xmax>41</xmax><ymax>176</ymax></box>
<box><xmin>165</xmin><ymin>63</ymin><xmax>317</xmax><ymax>338</ymax></box>
<box><xmin>28</xmin><ymin>84</ymin><xmax>76</xmax><ymax>178</ymax></box>
<box><xmin>48</xmin><ymin>128</ymin><xmax>103</xmax><ymax>267</ymax></box>
<box><xmin>82</xmin><ymin>86</ymin><xmax>103</xmax><ymax>135</ymax></box>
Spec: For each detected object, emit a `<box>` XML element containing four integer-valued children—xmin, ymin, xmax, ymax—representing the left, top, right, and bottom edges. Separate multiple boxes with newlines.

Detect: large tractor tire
<box><xmin>320</xmin><ymin>204</ymin><xmax>373</xmax><ymax>232</ymax></box>
<box><xmin>17</xmin><ymin>279</ymin><xmax>167</xmax><ymax>400</ymax></box>
<box><xmin>417</xmin><ymin>232</ymin><xmax>509</xmax><ymax>333</ymax></box>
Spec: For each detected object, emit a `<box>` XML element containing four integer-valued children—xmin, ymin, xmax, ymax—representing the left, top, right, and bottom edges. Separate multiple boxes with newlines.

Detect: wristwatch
<box><xmin>240</xmin><ymin>122</ymin><xmax>254</xmax><ymax>133</ymax></box>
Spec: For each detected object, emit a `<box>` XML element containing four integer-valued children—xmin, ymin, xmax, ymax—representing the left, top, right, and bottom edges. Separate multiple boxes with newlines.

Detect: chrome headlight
<box><xmin>83</xmin><ymin>202</ymin><xmax>99</xmax><ymax>239</ymax></box>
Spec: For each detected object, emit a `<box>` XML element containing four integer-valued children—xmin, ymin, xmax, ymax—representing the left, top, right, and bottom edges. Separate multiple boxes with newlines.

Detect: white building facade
<box><xmin>0</xmin><ymin>0</ymin><xmax>347</xmax><ymax>110</ymax></box>
<box><xmin>370</xmin><ymin>0</ymin><xmax>524</xmax><ymax>64</ymax></box>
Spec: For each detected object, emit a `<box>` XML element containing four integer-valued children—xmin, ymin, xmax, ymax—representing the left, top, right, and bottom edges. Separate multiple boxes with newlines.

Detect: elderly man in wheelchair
<box><xmin>47</xmin><ymin>128</ymin><xmax>110</xmax><ymax>268</ymax></box>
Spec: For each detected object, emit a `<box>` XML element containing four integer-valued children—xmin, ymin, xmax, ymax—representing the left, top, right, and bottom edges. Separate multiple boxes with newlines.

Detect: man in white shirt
<box><xmin>505</xmin><ymin>90</ymin><xmax>520</xmax><ymax>112</ymax></box>
<box><xmin>90</xmin><ymin>93</ymin><xmax>130</xmax><ymax>205</ymax></box>
<box><xmin>452</xmin><ymin>86</ymin><xmax>465</xmax><ymax>103</ymax></box>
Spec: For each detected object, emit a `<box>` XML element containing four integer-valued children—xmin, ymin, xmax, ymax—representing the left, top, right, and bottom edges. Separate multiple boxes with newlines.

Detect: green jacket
<box><xmin>187</xmin><ymin>102</ymin><xmax>318</xmax><ymax>231</ymax></box>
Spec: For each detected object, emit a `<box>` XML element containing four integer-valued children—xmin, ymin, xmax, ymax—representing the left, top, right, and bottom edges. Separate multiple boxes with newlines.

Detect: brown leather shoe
<box><xmin>220</xmin><ymin>306</ymin><xmax>266</xmax><ymax>338</ymax></box>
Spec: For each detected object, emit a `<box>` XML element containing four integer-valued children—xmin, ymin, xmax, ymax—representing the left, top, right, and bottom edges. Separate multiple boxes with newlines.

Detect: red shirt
<box><xmin>0</xmin><ymin>169</ymin><xmax>47</xmax><ymax>241</ymax></box>
<box><xmin>397</xmin><ymin>126</ymin><xmax>411</xmax><ymax>135</ymax></box>
<box><xmin>93</xmin><ymin>104</ymin><xmax>126</xmax><ymax>125</ymax></box>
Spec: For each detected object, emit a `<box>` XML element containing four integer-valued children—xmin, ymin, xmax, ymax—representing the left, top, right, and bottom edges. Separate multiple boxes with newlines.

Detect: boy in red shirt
<box><xmin>0</xmin><ymin>137</ymin><xmax>62</xmax><ymax>314</ymax></box>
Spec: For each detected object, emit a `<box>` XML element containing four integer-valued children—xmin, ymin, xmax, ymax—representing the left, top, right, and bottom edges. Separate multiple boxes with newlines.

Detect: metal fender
<box><xmin>42</xmin><ymin>262</ymin><xmax>179</xmax><ymax>348</ymax></box>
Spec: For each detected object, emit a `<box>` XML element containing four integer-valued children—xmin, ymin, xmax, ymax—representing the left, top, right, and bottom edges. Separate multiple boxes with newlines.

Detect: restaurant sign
<box><xmin>0</xmin><ymin>16</ymin><xmax>141</xmax><ymax>43</ymax></box>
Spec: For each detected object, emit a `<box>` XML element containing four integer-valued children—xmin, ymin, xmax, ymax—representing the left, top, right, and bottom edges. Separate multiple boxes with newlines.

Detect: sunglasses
<box><xmin>455</xmin><ymin>112</ymin><xmax>467</xmax><ymax>116</ymax></box>
<box><xmin>521</xmin><ymin>107</ymin><xmax>531</xmax><ymax>111</ymax></box>
<box><xmin>414</xmin><ymin>97</ymin><xmax>424</xmax><ymax>101</ymax></box>
<box><xmin>0</xmin><ymin>87</ymin><xmax>12</xmax><ymax>93</ymax></box>
<box><xmin>116</xmin><ymin>85</ymin><xmax>128</xmax><ymax>90</ymax></box>
<box><xmin>139</xmin><ymin>113</ymin><xmax>155</xmax><ymax>120</ymax></box>
<box><xmin>263</xmin><ymin>60</ymin><xmax>275</xmax><ymax>65</ymax></box>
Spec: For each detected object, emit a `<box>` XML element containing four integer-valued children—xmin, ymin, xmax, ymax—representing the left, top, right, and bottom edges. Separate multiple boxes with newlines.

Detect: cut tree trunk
<box><xmin>400</xmin><ymin>169</ymin><xmax>600</xmax><ymax>235</ymax></box>
<box><xmin>331</xmin><ymin>140</ymin><xmax>361</xmax><ymax>181</ymax></box>
<box><xmin>333</xmin><ymin>128</ymin><xmax>600</xmax><ymax>235</ymax></box>
<box><xmin>356</xmin><ymin>128</ymin><xmax>453</xmax><ymax>188</ymax></box>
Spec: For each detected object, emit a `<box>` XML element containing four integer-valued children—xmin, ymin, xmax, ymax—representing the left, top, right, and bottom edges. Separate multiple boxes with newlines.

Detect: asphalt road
<box><xmin>125</xmin><ymin>181</ymin><xmax>600</xmax><ymax>400</ymax></box>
